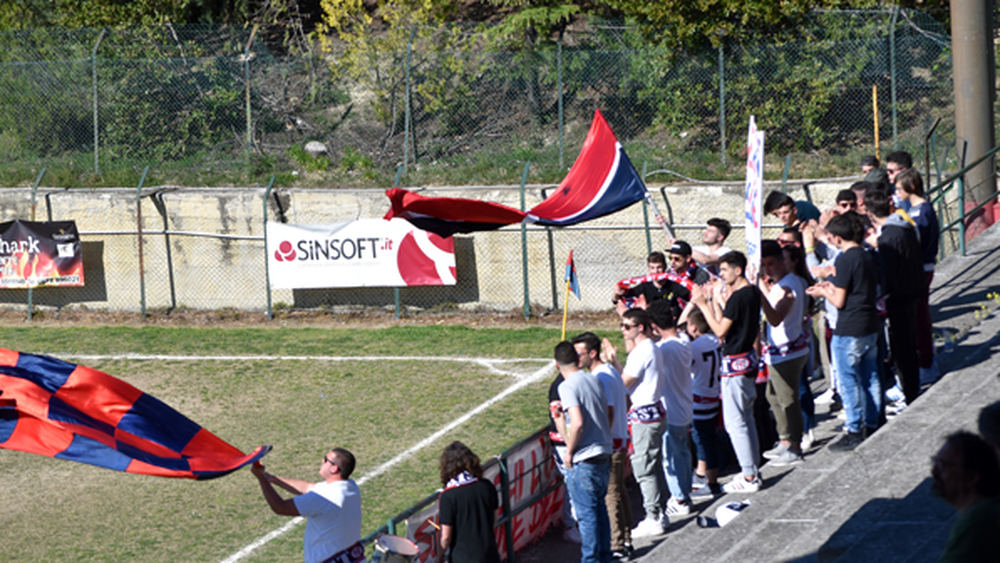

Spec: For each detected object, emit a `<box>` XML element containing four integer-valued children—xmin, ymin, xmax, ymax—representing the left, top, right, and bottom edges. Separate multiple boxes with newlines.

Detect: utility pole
<box><xmin>950</xmin><ymin>0</ymin><xmax>997</xmax><ymax>207</ymax></box>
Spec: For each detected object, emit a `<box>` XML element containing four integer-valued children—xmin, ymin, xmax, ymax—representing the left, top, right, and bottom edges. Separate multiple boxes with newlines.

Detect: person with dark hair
<box><xmin>572</xmin><ymin>332</ymin><xmax>632</xmax><ymax>560</ymax></box>
<box><xmin>690</xmin><ymin>251</ymin><xmax>763</xmax><ymax>493</ymax></box>
<box><xmin>894</xmin><ymin>168</ymin><xmax>940</xmax><ymax>384</ymax></box>
<box><xmin>685</xmin><ymin>307</ymin><xmax>725</xmax><ymax>498</ymax></box>
<box><xmin>619</xmin><ymin>308</ymin><xmax>668</xmax><ymax>537</ymax></box>
<box><xmin>861</xmin><ymin>155</ymin><xmax>890</xmax><ymax>189</ymax></box>
<box><xmin>836</xmin><ymin>188</ymin><xmax>859</xmax><ymax>213</ymax></box>
<box><xmin>251</xmin><ymin>448</ymin><xmax>363</xmax><ymax>563</ymax></box>
<box><xmin>784</xmin><ymin>243</ymin><xmax>818</xmax><ymax>450</ymax></box>
<box><xmin>885</xmin><ymin>150</ymin><xmax>913</xmax><ymax>184</ymax></box>
<box><xmin>807</xmin><ymin>213</ymin><xmax>882</xmax><ymax>452</ymax></box>
<box><xmin>978</xmin><ymin>400</ymin><xmax>1000</xmax><ymax>459</ymax></box>
<box><xmin>613</xmin><ymin>251</ymin><xmax>694</xmax><ymax>322</ymax></box>
<box><xmin>667</xmin><ymin>239</ymin><xmax>712</xmax><ymax>286</ymax></box>
<box><xmin>864</xmin><ymin>188</ymin><xmax>923</xmax><ymax>407</ymax></box>
<box><xmin>932</xmin><ymin>431</ymin><xmax>1000</xmax><ymax>562</ymax></box>
<box><xmin>692</xmin><ymin>218</ymin><xmax>733</xmax><ymax>275</ymax></box>
<box><xmin>758</xmin><ymin>240</ymin><xmax>810</xmax><ymax>467</ymax></box>
<box><xmin>438</xmin><ymin>441</ymin><xmax>500</xmax><ymax>563</ymax></box>
<box><xmin>551</xmin><ymin>340</ymin><xmax>613</xmax><ymax>562</ymax></box>
<box><xmin>648</xmin><ymin>299</ymin><xmax>694</xmax><ymax>520</ymax></box>
<box><xmin>764</xmin><ymin>190</ymin><xmax>821</xmax><ymax>228</ymax></box>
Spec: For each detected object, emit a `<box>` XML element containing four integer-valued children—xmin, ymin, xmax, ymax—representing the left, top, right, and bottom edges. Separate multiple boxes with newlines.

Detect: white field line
<box><xmin>219</xmin><ymin>359</ymin><xmax>554</xmax><ymax>562</ymax></box>
<box><xmin>74</xmin><ymin>353</ymin><xmax>554</xmax><ymax>562</ymax></box>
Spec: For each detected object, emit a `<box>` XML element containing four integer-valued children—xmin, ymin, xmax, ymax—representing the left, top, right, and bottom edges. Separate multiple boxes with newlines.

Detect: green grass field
<box><xmin>0</xmin><ymin>324</ymin><xmax>617</xmax><ymax>561</ymax></box>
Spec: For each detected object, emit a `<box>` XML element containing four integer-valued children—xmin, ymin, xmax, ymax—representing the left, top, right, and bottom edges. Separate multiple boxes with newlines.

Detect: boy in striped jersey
<box><xmin>686</xmin><ymin>308</ymin><xmax>724</xmax><ymax>497</ymax></box>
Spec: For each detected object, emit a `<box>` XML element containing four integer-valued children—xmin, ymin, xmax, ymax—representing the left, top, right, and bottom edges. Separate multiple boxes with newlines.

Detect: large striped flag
<box><xmin>384</xmin><ymin>109</ymin><xmax>648</xmax><ymax>237</ymax></box>
<box><xmin>0</xmin><ymin>348</ymin><xmax>269</xmax><ymax>479</ymax></box>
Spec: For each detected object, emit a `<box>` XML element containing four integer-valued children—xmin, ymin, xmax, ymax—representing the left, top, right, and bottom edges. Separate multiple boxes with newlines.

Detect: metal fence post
<box><xmin>520</xmin><ymin>162</ymin><xmax>531</xmax><ymax>320</ymax></box>
<box><xmin>403</xmin><ymin>25</ymin><xmax>417</xmax><ymax>176</ymax></box>
<box><xmin>558</xmin><ymin>32</ymin><xmax>565</xmax><ymax>171</ymax></box>
<box><xmin>718</xmin><ymin>42</ymin><xmax>727</xmax><ymax>167</ymax></box>
<box><xmin>889</xmin><ymin>7</ymin><xmax>899</xmax><ymax>149</ymax></box>
<box><xmin>152</xmin><ymin>191</ymin><xmax>177</xmax><ymax>313</ymax></box>
<box><xmin>244</xmin><ymin>26</ymin><xmax>258</xmax><ymax>168</ymax></box>
<box><xmin>92</xmin><ymin>28</ymin><xmax>106</xmax><ymax>176</ymax></box>
<box><xmin>26</xmin><ymin>168</ymin><xmax>46</xmax><ymax>321</ymax></box>
<box><xmin>136</xmin><ymin>166</ymin><xmax>150</xmax><ymax>319</ymax></box>
<box><xmin>263</xmin><ymin>176</ymin><xmax>275</xmax><ymax>320</ymax></box>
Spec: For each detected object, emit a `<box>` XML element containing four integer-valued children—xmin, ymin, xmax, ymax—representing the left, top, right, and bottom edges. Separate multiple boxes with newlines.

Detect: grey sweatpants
<box><xmin>721</xmin><ymin>374</ymin><xmax>760</xmax><ymax>478</ymax></box>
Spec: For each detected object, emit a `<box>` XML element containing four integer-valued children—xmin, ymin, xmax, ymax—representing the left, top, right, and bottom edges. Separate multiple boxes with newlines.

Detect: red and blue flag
<box><xmin>0</xmin><ymin>348</ymin><xmax>269</xmax><ymax>479</ymax></box>
<box><xmin>565</xmin><ymin>250</ymin><xmax>580</xmax><ymax>300</ymax></box>
<box><xmin>384</xmin><ymin>109</ymin><xmax>648</xmax><ymax>237</ymax></box>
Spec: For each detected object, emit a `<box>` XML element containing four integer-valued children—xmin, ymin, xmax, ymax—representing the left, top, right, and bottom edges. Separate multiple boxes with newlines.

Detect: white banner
<box><xmin>744</xmin><ymin>115</ymin><xmax>765</xmax><ymax>274</ymax></box>
<box><xmin>266</xmin><ymin>218</ymin><xmax>455</xmax><ymax>289</ymax></box>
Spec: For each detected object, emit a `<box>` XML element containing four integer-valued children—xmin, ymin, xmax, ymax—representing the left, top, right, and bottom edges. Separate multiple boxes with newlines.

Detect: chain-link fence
<box><xmin>0</xmin><ymin>9</ymin><xmax>974</xmax><ymax>188</ymax></box>
<box><xmin>0</xmin><ymin>181</ymin><xmax>873</xmax><ymax>316</ymax></box>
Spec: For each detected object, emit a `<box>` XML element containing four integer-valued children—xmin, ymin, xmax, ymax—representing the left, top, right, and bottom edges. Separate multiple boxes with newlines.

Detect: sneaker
<box><xmin>801</xmin><ymin>429</ymin><xmax>815</xmax><ymax>450</ymax></box>
<box><xmin>814</xmin><ymin>388</ymin><xmax>837</xmax><ymax>404</ymax></box>
<box><xmin>562</xmin><ymin>526</ymin><xmax>582</xmax><ymax>543</ymax></box>
<box><xmin>837</xmin><ymin>410</ymin><xmax>847</xmax><ymax>421</ymax></box>
<box><xmin>691</xmin><ymin>472</ymin><xmax>708</xmax><ymax>491</ymax></box>
<box><xmin>691</xmin><ymin>482</ymin><xmax>723</xmax><ymax>498</ymax></box>
<box><xmin>631</xmin><ymin>516</ymin><xmax>665</xmax><ymax>538</ymax></box>
<box><xmin>664</xmin><ymin>497</ymin><xmax>692</xmax><ymax>517</ymax></box>
<box><xmin>723</xmin><ymin>475</ymin><xmax>761</xmax><ymax>493</ymax></box>
<box><xmin>886</xmin><ymin>400</ymin><xmax>907</xmax><ymax>417</ymax></box>
<box><xmin>829</xmin><ymin>431</ymin><xmax>865</xmax><ymax>452</ymax></box>
<box><xmin>768</xmin><ymin>448</ymin><xmax>804</xmax><ymax>467</ymax></box>
<box><xmin>762</xmin><ymin>442</ymin><xmax>789</xmax><ymax>460</ymax></box>
<box><xmin>611</xmin><ymin>549</ymin><xmax>631</xmax><ymax>561</ymax></box>
<box><xmin>885</xmin><ymin>384</ymin><xmax>905</xmax><ymax>403</ymax></box>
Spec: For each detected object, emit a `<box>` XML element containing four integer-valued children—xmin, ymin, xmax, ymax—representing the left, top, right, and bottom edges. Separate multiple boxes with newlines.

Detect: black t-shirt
<box><xmin>439</xmin><ymin>479</ymin><xmax>501</xmax><ymax>563</ymax></box>
<box><xmin>878</xmin><ymin>223</ymin><xmax>923</xmax><ymax>306</ymax></box>
<box><xmin>832</xmin><ymin>246</ymin><xmax>880</xmax><ymax>336</ymax></box>
<box><xmin>721</xmin><ymin>284</ymin><xmax>761</xmax><ymax>356</ymax></box>
<box><xmin>547</xmin><ymin>374</ymin><xmax>564</xmax><ymax>441</ymax></box>
<box><xmin>627</xmin><ymin>280</ymin><xmax>690</xmax><ymax>320</ymax></box>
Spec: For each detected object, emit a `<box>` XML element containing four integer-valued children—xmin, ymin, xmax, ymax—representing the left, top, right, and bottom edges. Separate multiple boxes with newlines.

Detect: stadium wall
<box><xmin>0</xmin><ymin>183</ymin><xmax>859</xmax><ymax>313</ymax></box>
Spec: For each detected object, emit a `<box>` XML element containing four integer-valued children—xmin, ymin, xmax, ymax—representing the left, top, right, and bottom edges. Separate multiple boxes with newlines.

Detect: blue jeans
<box><xmin>662</xmin><ymin>423</ymin><xmax>692</xmax><ymax>502</ymax></box>
<box><xmin>691</xmin><ymin>416</ymin><xmax>721</xmax><ymax>469</ymax></box>
<box><xmin>564</xmin><ymin>458</ymin><xmax>611</xmax><ymax>563</ymax></box>
<box><xmin>831</xmin><ymin>333</ymin><xmax>882</xmax><ymax>434</ymax></box>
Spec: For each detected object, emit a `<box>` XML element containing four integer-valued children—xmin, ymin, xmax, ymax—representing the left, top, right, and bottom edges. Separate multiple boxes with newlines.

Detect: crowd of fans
<box><xmin>543</xmin><ymin>150</ymin><xmax>998</xmax><ymax>562</ymax></box>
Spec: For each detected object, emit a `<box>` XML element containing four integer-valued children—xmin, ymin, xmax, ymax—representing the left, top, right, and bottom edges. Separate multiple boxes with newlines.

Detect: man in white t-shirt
<box><xmin>618</xmin><ymin>308</ymin><xmax>668</xmax><ymax>538</ymax></box>
<box><xmin>691</xmin><ymin>218</ymin><xmax>733</xmax><ymax>276</ymax></box>
<box><xmin>574</xmin><ymin>331</ymin><xmax>632</xmax><ymax>559</ymax></box>
<box><xmin>648</xmin><ymin>300</ymin><xmax>694</xmax><ymax>521</ymax></box>
<box><xmin>252</xmin><ymin>448</ymin><xmax>363</xmax><ymax>563</ymax></box>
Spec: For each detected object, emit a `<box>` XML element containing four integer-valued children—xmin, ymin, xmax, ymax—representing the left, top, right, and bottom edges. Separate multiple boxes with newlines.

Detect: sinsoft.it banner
<box><xmin>0</xmin><ymin>220</ymin><xmax>84</xmax><ymax>288</ymax></box>
<box><xmin>266</xmin><ymin>218</ymin><xmax>456</xmax><ymax>289</ymax></box>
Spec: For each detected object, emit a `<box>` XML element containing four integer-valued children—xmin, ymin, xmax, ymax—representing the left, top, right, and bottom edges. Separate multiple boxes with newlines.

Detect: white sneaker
<box><xmin>631</xmin><ymin>516</ymin><xmax>665</xmax><ymax>538</ymax></box>
<box><xmin>885</xmin><ymin>384</ymin><xmax>905</xmax><ymax>403</ymax></box>
<box><xmin>815</xmin><ymin>388</ymin><xmax>837</xmax><ymax>405</ymax></box>
<box><xmin>837</xmin><ymin>410</ymin><xmax>847</xmax><ymax>421</ymax></box>
<box><xmin>562</xmin><ymin>526</ymin><xmax>582</xmax><ymax>543</ymax></box>
<box><xmin>664</xmin><ymin>497</ymin><xmax>691</xmax><ymax>517</ymax></box>
<box><xmin>762</xmin><ymin>442</ymin><xmax>789</xmax><ymax>460</ymax></box>
<box><xmin>722</xmin><ymin>475</ymin><xmax>761</xmax><ymax>493</ymax></box>
<box><xmin>691</xmin><ymin>473</ymin><xmax>708</xmax><ymax>491</ymax></box>
<box><xmin>801</xmin><ymin>429</ymin><xmax>815</xmax><ymax>451</ymax></box>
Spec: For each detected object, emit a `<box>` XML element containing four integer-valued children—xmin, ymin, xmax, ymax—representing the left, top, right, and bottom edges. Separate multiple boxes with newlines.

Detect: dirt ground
<box><xmin>0</xmin><ymin>306</ymin><xmax>621</xmax><ymax>331</ymax></box>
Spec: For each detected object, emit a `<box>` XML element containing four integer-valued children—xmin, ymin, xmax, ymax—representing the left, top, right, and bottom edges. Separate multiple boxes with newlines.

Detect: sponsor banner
<box><xmin>266</xmin><ymin>218</ymin><xmax>456</xmax><ymax>289</ymax></box>
<box><xmin>744</xmin><ymin>115</ymin><xmax>765</xmax><ymax>273</ymax></box>
<box><xmin>0</xmin><ymin>220</ymin><xmax>84</xmax><ymax>288</ymax></box>
<box><xmin>404</xmin><ymin>432</ymin><xmax>564</xmax><ymax>562</ymax></box>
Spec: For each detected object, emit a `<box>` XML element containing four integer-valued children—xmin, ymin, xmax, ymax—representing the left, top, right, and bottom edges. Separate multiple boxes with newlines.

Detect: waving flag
<box><xmin>526</xmin><ymin>109</ymin><xmax>647</xmax><ymax>226</ymax></box>
<box><xmin>384</xmin><ymin>110</ymin><xmax>648</xmax><ymax>237</ymax></box>
<box><xmin>565</xmin><ymin>250</ymin><xmax>581</xmax><ymax>300</ymax></box>
<box><xmin>0</xmin><ymin>348</ymin><xmax>269</xmax><ymax>479</ymax></box>
<box><xmin>384</xmin><ymin>187</ymin><xmax>526</xmax><ymax>238</ymax></box>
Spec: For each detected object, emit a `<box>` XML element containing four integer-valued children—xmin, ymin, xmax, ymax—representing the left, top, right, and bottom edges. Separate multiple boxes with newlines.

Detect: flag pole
<box><xmin>643</xmin><ymin>189</ymin><xmax>675</xmax><ymax>243</ymax></box>
<box><xmin>561</xmin><ymin>278</ymin><xmax>571</xmax><ymax>341</ymax></box>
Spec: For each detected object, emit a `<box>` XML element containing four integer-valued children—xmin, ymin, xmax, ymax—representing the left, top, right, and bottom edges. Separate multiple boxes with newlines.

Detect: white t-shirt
<box><xmin>693</xmin><ymin>244</ymin><xmax>733</xmax><ymax>274</ymax></box>
<box><xmin>623</xmin><ymin>338</ymin><xmax>663</xmax><ymax>407</ymax></box>
<box><xmin>655</xmin><ymin>336</ymin><xmax>693</xmax><ymax>426</ymax></box>
<box><xmin>593</xmin><ymin>362</ymin><xmax>629</xmax><ymax>443</ymax></box>
<box><xmin>764</xmin><ymin>272</ymin><xmax>809</xmax><ymax>363</ymax></box>
<box><xmin>293</xmin><ymin>479</ymin><xmax>362</xmax><ymax>563</ymax></box>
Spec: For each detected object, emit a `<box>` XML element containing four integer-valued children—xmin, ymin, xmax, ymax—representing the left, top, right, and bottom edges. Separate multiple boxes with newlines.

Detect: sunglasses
<box><xmin>620</xmin><ymin>323</ymin><xmax>638</xmax><ymax>330</ymax></box>
<box><xmin>838</xmin><ymin>201</ymin><xmax>856</xmax><ymax>208</ymax></box>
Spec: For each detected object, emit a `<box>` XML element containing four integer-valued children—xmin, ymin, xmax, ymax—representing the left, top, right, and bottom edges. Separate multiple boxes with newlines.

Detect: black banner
<box><xmin>0</xmin><ymin>220</ymin><xmax>84</xmax><ymax>288</ymax></box>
